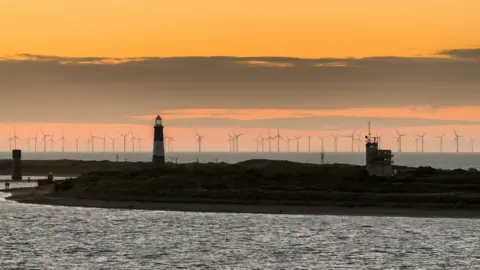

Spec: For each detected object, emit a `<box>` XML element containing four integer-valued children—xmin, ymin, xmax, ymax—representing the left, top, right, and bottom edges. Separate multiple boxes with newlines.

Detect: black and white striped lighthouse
<box><xmin>152</xmin><ymin>115</ymin><xmax>165</xmax><ymax>164</ymax></box>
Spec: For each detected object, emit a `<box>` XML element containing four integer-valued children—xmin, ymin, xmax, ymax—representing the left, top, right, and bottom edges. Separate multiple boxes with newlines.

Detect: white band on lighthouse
<box><xmin>153</xmin><ymin>141</ymin><xmax>165</xmax><ymax>157</ymax></box>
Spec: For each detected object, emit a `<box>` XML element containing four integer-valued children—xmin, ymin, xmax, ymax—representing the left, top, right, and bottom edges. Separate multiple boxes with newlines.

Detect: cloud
<box><xmin>1</xmin><ymin>48</ymin><xmax>480</xmax><ymax>124</ymax></box>
<box><xmin>133</xmin><ymin>115</ymin><xmax>480</xmax><ymax>130</ymax></box>
<box><xmin>438</xmin><ymin>48</ymin><xmax>480</xmax><ymax>60</ymax></box>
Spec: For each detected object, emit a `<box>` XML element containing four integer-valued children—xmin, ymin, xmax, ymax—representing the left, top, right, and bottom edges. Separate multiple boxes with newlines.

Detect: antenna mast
<box><xmin>368</xmin><ymin>120</ymin><xmax>371</xmax><ymax>136</ymax></box>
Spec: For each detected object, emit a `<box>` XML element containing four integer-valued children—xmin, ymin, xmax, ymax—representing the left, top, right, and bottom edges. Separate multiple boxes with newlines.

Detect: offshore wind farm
<box><xmin>2</xmin><ymin>124</ymin><xmax>480</xmax><ymax>170</ymax></box>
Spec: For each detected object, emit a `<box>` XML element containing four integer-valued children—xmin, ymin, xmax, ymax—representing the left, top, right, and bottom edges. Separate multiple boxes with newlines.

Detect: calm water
<box><xmin>1</xmin><ymin>152</ymin><xmax>480</xmax><ymax>170</ymax></box>
<box><xmin>0</xmin><ymin>198</ymin><xmax>479</xmax><ymax>269</ymax></box>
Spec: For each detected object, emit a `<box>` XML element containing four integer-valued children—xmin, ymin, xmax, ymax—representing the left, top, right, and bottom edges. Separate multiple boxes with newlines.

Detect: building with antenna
<box><xmin>365</xmin><ymin>121</ymin><xmax>394</xmax><ymax>177</ymax></box>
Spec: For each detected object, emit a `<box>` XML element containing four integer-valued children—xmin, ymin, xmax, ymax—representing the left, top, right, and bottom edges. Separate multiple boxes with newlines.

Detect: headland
<box><xmin>3</xmin><ymin>159</ymin><xmax>480</xmax><ymax>218</ymax></box>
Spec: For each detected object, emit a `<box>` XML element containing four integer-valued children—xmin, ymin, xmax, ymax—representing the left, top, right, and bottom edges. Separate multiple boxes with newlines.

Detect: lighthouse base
<box><xmin>152</xmin><ymin>155</ymin><xmax>165</xmax><ymax>165</ymax></box>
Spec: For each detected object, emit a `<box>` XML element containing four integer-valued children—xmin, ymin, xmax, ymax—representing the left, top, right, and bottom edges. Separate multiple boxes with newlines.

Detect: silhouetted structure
<box><xmin>152</xmin><ymin>115</ymin><xmax>165</xmax><ymax>164</ymax></box>
<box><xmin>12</xmin><ymin>150</ymin><xmax>22</xmax><ymax>180</ymax></box>
<box><xmin>365</xmin><ymin>122</ymin><xmax>394</xmax><ymax>177</ymax></box>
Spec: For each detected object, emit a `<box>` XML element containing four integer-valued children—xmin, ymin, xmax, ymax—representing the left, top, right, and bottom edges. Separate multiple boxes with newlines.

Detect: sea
<box><xmin>0</xmin><ymin>198</ymin><xmax>478</xmax><ymax>269</ymax></box>
<box><xmin>1</xmin><ymin>152</ymin><xmax>480</xmax><ymax>269</ymax></box>
<box><xmin>0</xmin><ymin>151</ymin><xmax>479</xmax><ymax>170</ymax></box>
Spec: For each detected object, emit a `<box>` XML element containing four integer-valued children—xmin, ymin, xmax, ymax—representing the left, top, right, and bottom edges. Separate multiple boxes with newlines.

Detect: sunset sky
<box><xmin>1</xmin><ymin>1</ymin><xmax>480</xmax><ymax>152</ymax></box>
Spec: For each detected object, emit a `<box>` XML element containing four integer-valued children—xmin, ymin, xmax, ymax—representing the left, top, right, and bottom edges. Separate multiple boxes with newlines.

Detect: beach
<box><xmin>4</xmin><ymin>184</ymin><xmax>480</xmax><ymax>218</ymax></box>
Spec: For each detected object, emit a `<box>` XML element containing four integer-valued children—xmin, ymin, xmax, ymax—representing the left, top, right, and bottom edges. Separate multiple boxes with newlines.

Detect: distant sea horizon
<box><xmin>0</xmin><ymin>151</ymin><xmax>479</xmax><ymax>170</ymax></box>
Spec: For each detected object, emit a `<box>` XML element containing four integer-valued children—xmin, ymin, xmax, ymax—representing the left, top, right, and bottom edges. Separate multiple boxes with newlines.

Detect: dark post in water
<box><xmin>152</xmin><ymin>115</ymin><xmax>165</xmax><ymax>164</ymax></box>
<box><xmin>12</xmin><ymin>149</ymin><xmax>22</xmax><ymax>180</ymax></box>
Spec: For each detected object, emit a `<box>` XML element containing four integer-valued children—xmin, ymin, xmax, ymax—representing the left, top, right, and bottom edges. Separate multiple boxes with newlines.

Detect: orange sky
<box><xmin>1</xmin><ymin>0</ymin><xmax>479</xmax><ymax>58</ymax></box>
<box><xmin>2</xmin><ymin>1</ymin><xmax>479</xmax><ymax>152</ymax></box>
<box><xmin>2</xmin><ymin>107</ymin><xmax>480</xmax><ymax>152</ymax></box>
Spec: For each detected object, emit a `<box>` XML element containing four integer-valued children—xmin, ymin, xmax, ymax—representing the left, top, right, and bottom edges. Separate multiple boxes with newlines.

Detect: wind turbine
<box><xmin>308</xmin><ymin>136</ymin><xmax>311</xmax><ymax>152</ymax></box>
<box><xmin>109</xmin><ymin>136</ymin><xmax>117</xmax><ymax>152</ymax></box>
<box><xmin>356</xmin><ymin>134</ymin><xmax>362</xmax><ymax>152</ymax></box>
<box><xmin>49</xmin><ymin>134</ymin><xmax>56</xmax><ymax>152</ymax></box>
<box><xmin>40</xmin><ymin>130</ymin><xmax>50</xmax><ymax>153</ymax></box>
<box><xmin>6</xmin><ymin>136</ymin><xmax>12</xmax><ymax>152</ymax></box>
<box><xmin>318</xmin><ymin>136</ymin><xmax>328</xmax><ymax>152</ymax></box>
<box><xmin>129</xmin><ymin>135</ymin><xmax>137</xmax><ymax>152</ymax></box>
<box><xmin>294</xmin><ymin>136</ymin><xmax>302</xmax><ymax>152</ymax></box>
<box><xmin>453</xmin><ymin>129</ymin><xmax>462</xmax><ymax>153</ymax></box>
<box><xmin>267</xmin><ymin>129</ymin><xmax>274</xmax><ymax>153</ymax></box>
<box><xmin>416</xmin><ymin>132</ymin><xmax>427</xmax><ymax>152</ymax></box>
<box><xmin>89</xmin><ymin>133</ymin><xmax>98</xmax><ymax>152</ymax></box>
<box><xmin>169</xmin><ymin>137</ymin><xmax>176</xmax><ymax>152</ymax></box>
<box><xmin>85</xmin><ymin>137</ymin><xmax>92</xmax><ymax>152</ymax></box>
<box><xmin>414</xmin><ymin>137</ymin><xmax>420</xmax><ymax>152</ymax></box>
<box><xmin>345</xmin><ymin>129</ymin><xmax>356</xmax><ymax>152</ymax></box>
<box><xmin>273</xmin><ymin>128</ymin><xmax>284</xmax><ymax>152</ymax></box>
<box><xmin>331</xmin><ymin>134</ymin><xmax>339</xmax><ymax>152</ymax></box>
<box><xmin>228</xmin><ymin>133</ymin><xmax>235</xmax><ymax>152</ymax></box>
<box><xmin>395</xmin><ymin>129</ymin><xmax>406</xmax><ymax>153</ymax></box>
<box><xmin>252</xmin><ymin>138</ymin><xmax>259</xmax><ymax>152</ymax></box>
<box><xmin>470</xmin><ymin>136</ymin><xmax>475</xmax><ymax>152</ymax></box>
<box><xmin>117</xmin><ymin>132</ymin><xmax>130</xmax><ymax>153</ymax></box>
<box><xmin>58</xmin><ymin>132</ymin><xmax>66</xmax><ymax>152</ymax></box>
<box><xmin>435</xmin><ymin>133</ymin><xmax>446</xmax><ymax>153</ymax></box>
<box><xmin>11</xmin><ymin>130</ymin><xmax>20</xmax><ymax>149</ymax></box>
<box><xmin>196</xmin><ymin>133</ymin><xmax>205</xmax><ymax>152</ymax></box>
<box><xmin>73</xmin><ymin>136</ymin><xmax>80</xmax><ymax>152</ymax></box>
<box><xmin>26</xmin><ymin>135</ymin><xmax>35</xmax><ymax>152</ymax></box>
<box><xmin>101</xmin><ymin>133</ymin><xmax>108</xmax><ymax>152</ymax></box>
<box><xmin>259</xmin><ymin>135</ymin><xmax>265</xmax><ymax>152</ymax></box>
<box><xmin>136</xmin><ymin>135</ymin><xmax>143</xmax><ymax>152</ymax></box>
<box><xmin>165</xmin><ymin>137</ymin><xmax>175</xmax><ymax>152</ymax></box>
<box><xmin>33</xmin><ymin>133</ymin><xmax>39</xmax><ymax>152</ymax></box>
<box><xmin>286</xmin><ymin>137</ymin><xmax>294</xmax><ymax>152</ymax></box>
<box><xmin>233</xmin><ymin>132</ymin><xmax>245</xmax><ymax>152</ymax></box>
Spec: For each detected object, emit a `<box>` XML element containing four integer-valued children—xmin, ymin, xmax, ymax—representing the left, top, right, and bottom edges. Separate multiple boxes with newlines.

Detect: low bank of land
<box><xmin>4</xmin><ymin>159</ymin><xmax>480</xmax><ymax>217</ymax></box>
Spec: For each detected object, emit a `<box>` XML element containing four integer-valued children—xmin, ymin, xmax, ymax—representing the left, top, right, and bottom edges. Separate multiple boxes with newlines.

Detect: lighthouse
<box><xmin>152</xmin><ymin>115</ymin><xmax>165</xmax><ymax>164</ymax></box>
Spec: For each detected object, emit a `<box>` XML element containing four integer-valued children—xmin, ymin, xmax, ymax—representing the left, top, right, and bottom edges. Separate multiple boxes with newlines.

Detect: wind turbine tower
<box><xmin>40</xmin><ymin>130</ymin><xmax>50</xmax><ymax>153</ymax></box>
<box><xmin>233</xmin><ymin>132</ymin><xmax>245</xmax><ymax>152</ymax></box>
<box><xmin>73</xmin><ymin>136</ymin><xmax>80</xmax><ymax>152</ymax></box>
<box><xmin>286</xmin><ymin>137</ymin><xmax>294</xmax><ymax>152</ymax></box>
<box><xmin>347</xmin><ymin>129</ymin><xmax>356</xmax><ymax>152</ymax></box>
<box><xmin>331</xmin><ymin>134</ymin><xmax>339</xmax><ymax>152</ymax></box>
<box><xmin>417</xmin><ymin>132</ymin><xmax>427</xmax><ymax>152</ymax></box>
<box><xmin>435</xmin><ymin>133</ymin><xmax>446</xmax><ymax>153</ymax></box>
<box><xmin>267</xmin><ymin>129</ymin><xmax>274</xmax><ymax>153</ymax></box>
<box><xmin>58</xmin><ymin>132</ymin><xmax>66</xmax><ymax>152</ymax></box>
<box><xmin>395</xmin><ymin>129</ymin><xmax>406</xmax><ymax>152</ymax></box>
<box><xmin>318</xmin><ymin>136</ymin><xmax>327</xmax><ymax>152</ymax></box>
<box><xmin>118</xmin><ymin>132</ymin><xmax>130</xmax><ymax>153</ymax></box>
<box><xmin>136</xmin><ymin>135</ymin><xmax>143</xmax><ymax>152</ymax></box>
<box><xmin>470</xmin><ymin>137</ymin><xmax>476</xmax><ymax>152</ymax></box>
<box><xmin>49</xmin><ymin>135</ymin><xmax>56</xmax><ymax>152</ymax></box>
<box><xmin>129</xmin><ymin>135</ymin><xmax>137</xmax><ymax>152</ymax></box>
<box><xmin>228</xmin><ymin>134</ymin><xmax>235</xmax><ymax>152</ymax></box>
<box><xmin>196</xmin><ymin>133</ymin><xmax>205</xmax><ymax>152</ymax></box>
<box><xmin>294</xmin><ymin>136</ymin><xmax>302</xmax><ymax>152</ymax></box>
<box><xmin>453</xmin><ymin>129</ymin><xmax>462</xmax><ymax>153</ymax></box>
<box><xmin>109</xmin><ymin>136</ymin><xmax>117</xmax><ymax>152</ymax></box>
<box><xmin>274</xmin><ymin>128</ymin><xmax>284</xmax><ymax>152</ymax></box>
<box><xmin>259</xmin><ymin>136</ymin><xmax>265</xmax><ymax>152</ymax></box>
<box><xmin>11</xmin><ymin>130</ymin><xmax>20</xmax><ymax>149</ymax></box>
<box><xmin>308</xmin><ymin>136</ymin><xmax>311</xmax><ymax>152</ymax></box>
<box><xmin>101</xmin><ymin>134</ymin><xmax>108</xmax><ymax>152</ymax></box>
<box><xmin>33</xmin><ymin>133</ymin><xmax>39</xmax><ymax>152</ymax></box>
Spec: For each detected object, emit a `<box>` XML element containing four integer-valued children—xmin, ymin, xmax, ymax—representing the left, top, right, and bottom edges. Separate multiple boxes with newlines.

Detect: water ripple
<box><xmin>0</xmin><ymin>201</ymin><xmax>479</xmax><ymax>269</ymax></box>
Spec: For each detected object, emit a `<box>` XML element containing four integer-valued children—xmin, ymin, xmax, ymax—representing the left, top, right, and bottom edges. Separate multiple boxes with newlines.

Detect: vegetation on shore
<box><xmin>49</xmin><ymin>159</ymin><xmax>480</xmax><ymax>208</ymax></box>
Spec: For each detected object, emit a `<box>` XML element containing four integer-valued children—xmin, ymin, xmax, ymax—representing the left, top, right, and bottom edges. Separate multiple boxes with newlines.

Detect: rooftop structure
<box><xmin>365</xmin><ymin>121</ymin><xmax>394</xmax><ymax>177</ymax></box>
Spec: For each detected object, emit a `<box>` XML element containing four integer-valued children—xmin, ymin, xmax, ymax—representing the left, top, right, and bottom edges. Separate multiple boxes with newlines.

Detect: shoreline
<box><xmin>4</xmin><ymin>187</ymin><xmax>480</xmax><ymax>219</ymax></box>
